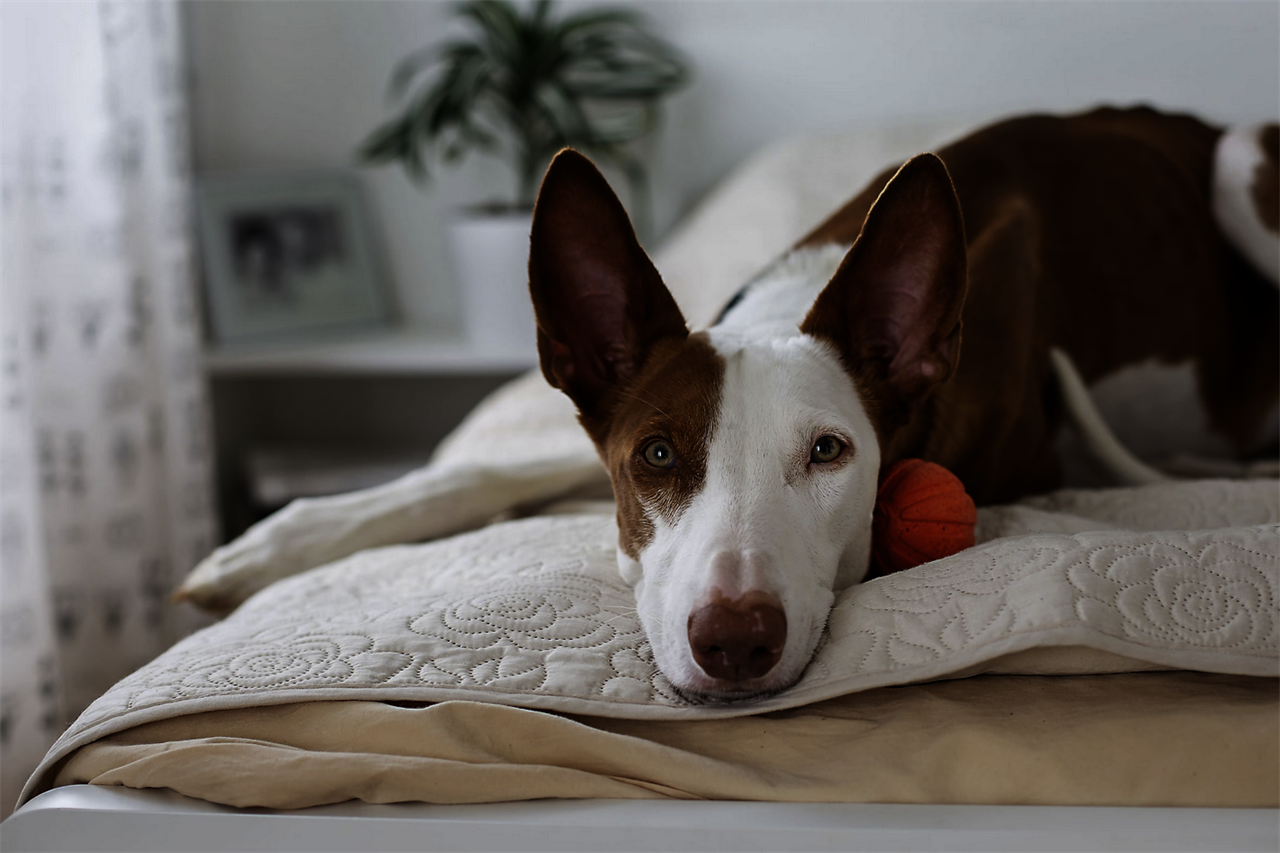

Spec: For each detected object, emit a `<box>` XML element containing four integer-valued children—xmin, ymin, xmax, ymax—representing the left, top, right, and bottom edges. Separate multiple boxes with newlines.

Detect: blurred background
<box><xmin>190</xmin><ymin>0</ymin><xmax>1278</xmax><ymax>328</ymax></box>
<box><xmin>1</xmin><ymin>0</ymin><xmax>1276</xmax><ymax>817</ymax></box>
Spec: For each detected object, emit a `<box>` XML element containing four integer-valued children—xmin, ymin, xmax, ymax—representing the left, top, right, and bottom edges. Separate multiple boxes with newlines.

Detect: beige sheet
<box><xmin>50</xmin><ymin>672</ymin><xmax>1277</xmax><ymax>810</ymax></box>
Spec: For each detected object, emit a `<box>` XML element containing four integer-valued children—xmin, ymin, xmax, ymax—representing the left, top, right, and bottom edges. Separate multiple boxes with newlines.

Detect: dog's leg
<box><xmin>173</xmin><ymin>449</ymin><xmax>607</xmax><ymax>614</ymax></box>
<box><xmin>174</xmin><ymin>368</ymin><xmax>609</xmax><ymax>614</ymax></box>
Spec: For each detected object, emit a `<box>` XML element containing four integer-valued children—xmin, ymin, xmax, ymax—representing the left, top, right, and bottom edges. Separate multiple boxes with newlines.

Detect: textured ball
<box><xmin>870</xmin><ymin>459</ymin><xmax>977</xmax><ymax>577</ymax></box>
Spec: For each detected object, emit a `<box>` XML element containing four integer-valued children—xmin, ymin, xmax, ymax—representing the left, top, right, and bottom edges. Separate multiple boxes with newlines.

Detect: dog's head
<box><xmin>529</xmin><ymin>151</ymin><xmax>966</xmax><ymax>697</ymax></box>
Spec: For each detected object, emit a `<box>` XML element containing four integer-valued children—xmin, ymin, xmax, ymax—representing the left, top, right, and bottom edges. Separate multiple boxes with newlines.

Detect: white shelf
<box><xmin>203</xmin><ymin>328</ymin><xmax>539</xmax><ymax>376</ymax></box>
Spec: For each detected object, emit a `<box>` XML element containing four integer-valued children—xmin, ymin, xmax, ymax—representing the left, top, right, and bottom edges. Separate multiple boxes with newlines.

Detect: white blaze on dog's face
<box><xmin>626</xmin><ymin>324</ymin><xmax>882</xmax><ymax>696</ymax></box>
<box><xmin>529</xmin><ymin>150</ymin><xmax>966</xmax><ymax>698</ymax></box>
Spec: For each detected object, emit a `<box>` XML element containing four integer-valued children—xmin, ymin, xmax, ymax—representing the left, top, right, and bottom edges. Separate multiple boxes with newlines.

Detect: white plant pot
<box><xmin>449</xmin><ymin>211</ymin><xmax>537</xmax><ymax>358</ymax></box>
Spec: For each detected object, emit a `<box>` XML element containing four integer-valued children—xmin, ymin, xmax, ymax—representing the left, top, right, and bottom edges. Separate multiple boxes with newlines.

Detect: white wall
<box><xmin>185</xmin><ymin>0</ymin><xmax>1280</xmax><ymax>334</ymax></box>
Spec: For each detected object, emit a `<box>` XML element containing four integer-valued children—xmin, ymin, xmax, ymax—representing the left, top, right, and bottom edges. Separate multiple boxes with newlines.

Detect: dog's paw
<box><xmin>171</xmin><ymin>453</ymin><xmax>612</xmax><ymax>616</ymax></box>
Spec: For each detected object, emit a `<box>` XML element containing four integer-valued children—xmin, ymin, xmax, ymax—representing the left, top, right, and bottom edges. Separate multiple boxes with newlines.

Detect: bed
<box><xmin>5</xmin><ymin>119</ymin><xmax>1278</xmax><ymax>852</ymax></box>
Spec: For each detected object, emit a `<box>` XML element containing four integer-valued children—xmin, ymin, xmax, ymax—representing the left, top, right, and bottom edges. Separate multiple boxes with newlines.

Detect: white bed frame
<box><xmin>3</xmin><ymin>786</ymin><xmax>1276</xmax><ymax>852</ymax></box>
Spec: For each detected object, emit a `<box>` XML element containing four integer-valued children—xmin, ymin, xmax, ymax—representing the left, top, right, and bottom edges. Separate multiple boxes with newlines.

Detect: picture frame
<box><xmin>194</xmin><ymin>171</ymin><xmax>391</xmax><ymax>346</ymax></box>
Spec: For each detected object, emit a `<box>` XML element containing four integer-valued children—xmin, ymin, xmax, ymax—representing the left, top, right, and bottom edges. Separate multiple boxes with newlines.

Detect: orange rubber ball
<box><xmin>869</xmin><ymin>459</ymin><xmax>977</xmax><ymax>578</ymax></box>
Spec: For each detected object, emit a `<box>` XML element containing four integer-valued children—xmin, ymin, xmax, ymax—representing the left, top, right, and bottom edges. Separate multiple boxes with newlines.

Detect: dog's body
<box><xmin>528</xmin><ymin>107</ymin><xmax>1279</xmax><ymax>698</ymax></box>
<box><xmin>792</xmin><ymin>108</ymin><xmax>1279</xmax><ymax>503</ymax></box>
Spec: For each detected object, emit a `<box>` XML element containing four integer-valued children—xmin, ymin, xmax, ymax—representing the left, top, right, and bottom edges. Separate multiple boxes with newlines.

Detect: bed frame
<box><xmin>4</xmin><ymin>785</ymin><xmax>1276</xmax><ymax>852</ymax></box>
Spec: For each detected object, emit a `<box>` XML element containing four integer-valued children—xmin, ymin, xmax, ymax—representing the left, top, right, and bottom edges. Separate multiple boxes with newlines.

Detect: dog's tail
<box><xmin>1213</xmin><ymin>123</ymin><xmax>1279</xmax><ymax>285</ymax></box>
<box><xmin>1059</xmin><ymin>124</ymin><xmax>1278</xmax><ymax>487</ymax></box>
<box><xmin>1049</xmin><ymin>347</ymin><xmax>1173</xmax><ymax>486</ymax></box>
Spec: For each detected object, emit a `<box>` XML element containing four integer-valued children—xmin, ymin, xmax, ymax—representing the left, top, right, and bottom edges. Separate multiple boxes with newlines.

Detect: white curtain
<box><xmin>1</xmin><ymin>1</ymin><xmax>217</xmax><ymax>816</ymax></box>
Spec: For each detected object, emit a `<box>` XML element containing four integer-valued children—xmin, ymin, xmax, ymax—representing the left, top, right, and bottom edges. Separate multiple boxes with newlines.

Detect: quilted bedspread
<box><xmin>20</xmin><ymin>477</ymin><xmax>1278</xmax><ymax>805</ymax></box>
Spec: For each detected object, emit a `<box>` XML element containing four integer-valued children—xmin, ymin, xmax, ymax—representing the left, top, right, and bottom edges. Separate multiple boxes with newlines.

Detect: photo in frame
<box><xmin>195</xmin><ymin>171</ymin><xmax>391</xmax><ymax>346</ymax></box>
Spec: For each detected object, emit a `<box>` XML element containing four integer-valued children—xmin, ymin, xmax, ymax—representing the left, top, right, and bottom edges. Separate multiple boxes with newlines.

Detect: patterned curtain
<box><xmin>0</xmin><ymin>1</ymin><xmax>217</xmax><ymax>816</ymax></box>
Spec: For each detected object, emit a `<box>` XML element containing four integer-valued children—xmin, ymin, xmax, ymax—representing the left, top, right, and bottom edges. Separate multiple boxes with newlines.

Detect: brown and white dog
<box><xmin>527</xmin><ymin>107</ymin><xmax>1279</xmax><ymax>699</ymax></box>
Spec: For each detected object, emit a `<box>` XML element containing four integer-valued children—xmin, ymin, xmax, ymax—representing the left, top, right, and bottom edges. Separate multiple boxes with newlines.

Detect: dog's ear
<box><xmin>801</xmin><ymin>153</ymin><xmax>968</xmax><ymax>438</ymax></box>
<box><xmin>529</xmin><ymin>149</ymin><xmax>688</xmax><ymax>420</ymax></box>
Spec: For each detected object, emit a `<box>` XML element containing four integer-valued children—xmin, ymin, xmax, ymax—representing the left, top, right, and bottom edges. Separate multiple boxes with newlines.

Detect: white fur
<box><xmin>1212</xmin><ymin>124</ymin><xmax>1279</xmax><ymax>284</ymax></box>
<box><xmin>623</xmin><ymin>246</ymin><xmax>881</xmax><ymax>697</ymax></box>
<box><xmin>717</xmin><ymin>243</ymin><xmax>851</xmax><ymax>335</ymax></box>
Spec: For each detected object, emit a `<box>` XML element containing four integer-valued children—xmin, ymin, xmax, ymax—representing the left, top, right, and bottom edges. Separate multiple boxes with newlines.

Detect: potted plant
<box><xmin>360</xmin><ymin>0</ymin><xmax>689</xmax><ymax>354</ymax></box>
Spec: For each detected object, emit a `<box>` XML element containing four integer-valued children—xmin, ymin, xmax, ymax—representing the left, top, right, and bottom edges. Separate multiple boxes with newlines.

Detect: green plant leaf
<box><xmin>529</xmin><ymin>0</ymin><xmax>554</xmax><ymax>32</ymax></box>
<box><xmin>359</xmin><ymin>0</ymin><xmax>691</xmax><ymax>205</ymax></box>
<box><xmin>358</xmin><ymin>118</ymin><xmax>402</xmax><ymax>162</ymax></box>
<box><xmin>387</xmin><ymin>45</ymin><xmax>437</xmax><ymax>99</ymax></box>
<box><xmin>554</xmin><ymin>7</ymin><xmax>644</xmax><ymax>39</ymax></box>
<box><xmin>457</xmin><ymin>1</ymin><xmax>526</xmax><ymax>68</ymax></box>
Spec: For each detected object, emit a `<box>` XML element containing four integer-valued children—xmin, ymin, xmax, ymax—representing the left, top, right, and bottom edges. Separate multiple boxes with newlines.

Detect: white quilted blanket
<box><xmin>21</xmin><ymin>478</ymin><xmax>1279</xmax><ymax>805</ymax></box>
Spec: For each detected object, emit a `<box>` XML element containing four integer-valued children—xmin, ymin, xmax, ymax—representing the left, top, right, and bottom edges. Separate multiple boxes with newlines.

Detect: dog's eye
<box><xmin>810</xmin><ymin>435</ymin><xmax>844</xmax><ymax>464</ymax></box>
<box><xmin>642</xmin><ymin>439</ymin><xmax>676</xmax><ymax>469</ymax></box>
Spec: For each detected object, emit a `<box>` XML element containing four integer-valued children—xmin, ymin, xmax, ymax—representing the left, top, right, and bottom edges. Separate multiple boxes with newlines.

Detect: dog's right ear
<box><xmin>529</xmin><ymin>149</ymin><xmax>688</xmax><ymax>421</ymax></box>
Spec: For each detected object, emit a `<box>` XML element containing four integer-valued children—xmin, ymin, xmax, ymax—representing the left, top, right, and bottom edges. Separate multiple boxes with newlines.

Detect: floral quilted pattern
<box><xmin>1069</xmin><ymin>539</ymin><xmax>1276</xmax><ymax>649</ymax></box>
<box><xmin>21</xmin><ymin>486</ymin><xmax>1280</xmax><ymax>806</ymax></box>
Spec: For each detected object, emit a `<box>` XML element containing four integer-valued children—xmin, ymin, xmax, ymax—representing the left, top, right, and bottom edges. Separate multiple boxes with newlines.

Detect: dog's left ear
<box><xmin>801</xmin><ymin>153</ymin><xmax>967</xmax><ymax>437</ymax></box>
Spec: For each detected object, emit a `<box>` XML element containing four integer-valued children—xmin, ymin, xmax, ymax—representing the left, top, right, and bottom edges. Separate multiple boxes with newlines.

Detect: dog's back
<box><xmin>795</xmin><ymin>107</ymin><xmax>1279</xmax><ymax>503</ymax></box>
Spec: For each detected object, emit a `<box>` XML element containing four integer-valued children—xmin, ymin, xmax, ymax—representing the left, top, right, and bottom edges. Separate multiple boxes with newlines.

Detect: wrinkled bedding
<box><xmin>46</xmin><ymin>673</ymin><xmax>1278</xmax><ymax>809</ymax></box>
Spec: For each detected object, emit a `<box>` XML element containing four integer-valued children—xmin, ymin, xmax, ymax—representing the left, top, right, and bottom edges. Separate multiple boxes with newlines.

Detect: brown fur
<box><xmin>800</xmin><ymin>106</ymin><xmax>1279</xmax><ymax>505</ymax></box>
<box><xmin>528</xmin><ymin>150</ymin><xmax>725</xmax><ymax>559</ymax></box>
<box><xmin>801</xmin><ymin>154</ymin><xmax>968</xmax><ymax>449</ymax></box>
<box><xmin>528</xmin><ymin>150</ymin><xmax>688</xmax><ymax>425</ymax></box>
<box><xmin>597</xmin><ymin>333</ymin><xmax>724</xmax><ymax>559</ymax></box>
<box><xmin>1253</xmin><ymin>124</ymin><xmax>1279</xmax><ymax>233</ymax></box>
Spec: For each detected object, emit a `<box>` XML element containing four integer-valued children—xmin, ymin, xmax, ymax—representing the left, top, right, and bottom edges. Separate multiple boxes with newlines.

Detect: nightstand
<box><xmin>204</xmin><ymin>328</ymin><xmax>536</xmax><ymax>542</ymax></box>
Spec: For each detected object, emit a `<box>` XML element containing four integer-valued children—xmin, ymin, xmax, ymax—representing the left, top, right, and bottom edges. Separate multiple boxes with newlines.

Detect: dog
<box><xmin>527</xmin><ymin>107</ymin><xmax>1279</xmax><ymax>699</ymax></box>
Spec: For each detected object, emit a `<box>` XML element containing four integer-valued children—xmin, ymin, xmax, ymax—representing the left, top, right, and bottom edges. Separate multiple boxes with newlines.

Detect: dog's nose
<box><xmin>687</xmin><ymin>592</ymin><xmax>787</xmax><ymax>682</ymax></box>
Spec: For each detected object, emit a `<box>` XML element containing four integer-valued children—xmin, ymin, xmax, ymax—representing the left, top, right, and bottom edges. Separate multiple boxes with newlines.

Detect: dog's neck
<box><xmin>714</xmin><ymin>244</ymin><xmax>851</xmax><ymax>336</ymax></box>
